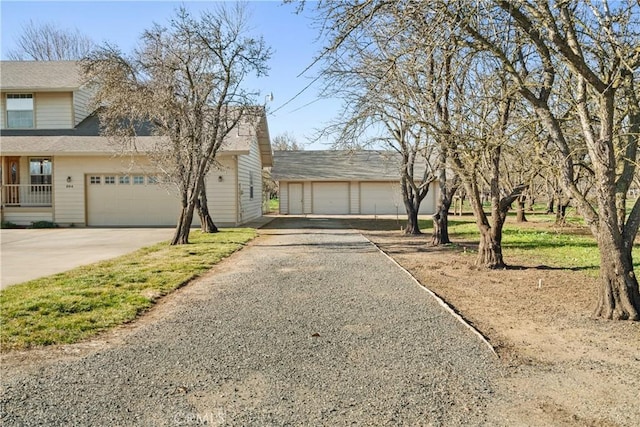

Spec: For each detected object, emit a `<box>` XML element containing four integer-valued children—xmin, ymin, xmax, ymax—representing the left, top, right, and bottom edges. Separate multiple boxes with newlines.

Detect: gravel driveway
<box><xmin>1</xmin><ymin>218</ymin><xmax>500</xmax><ymax>426</ymax></box>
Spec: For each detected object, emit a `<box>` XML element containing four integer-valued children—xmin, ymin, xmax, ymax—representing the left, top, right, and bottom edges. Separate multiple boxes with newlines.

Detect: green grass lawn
<box><xmin>267</xmin><ymin>197</ymin><xmax>279</xmax><ymax>213</ymax></box>
<box><xmin>0</xmin><ymin>229</ymin><xmax>256</xmax><ymax>351</ymax></box>
<box><xmin>420</xmin><ymin>213</ymin><xmax>638</xmax><ymax>274</ymax></box>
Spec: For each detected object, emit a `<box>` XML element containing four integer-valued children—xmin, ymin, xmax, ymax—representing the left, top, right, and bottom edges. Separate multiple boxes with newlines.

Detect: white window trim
<box><xmin>6</xmin><ymin>93</ymin><xmax>34</xmax><ymax>129</ymax></box>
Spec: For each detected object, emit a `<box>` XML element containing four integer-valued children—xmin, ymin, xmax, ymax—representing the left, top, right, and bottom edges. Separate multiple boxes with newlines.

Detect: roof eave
<box><xmin>256</xmin><ymin>111</ymin><xmax>273</xmax><ymax>167</ymax></box>
<box><xmin>0</xmin><ymin>86</ymin><xmax>79</xmax><ymax>92</ymax></box>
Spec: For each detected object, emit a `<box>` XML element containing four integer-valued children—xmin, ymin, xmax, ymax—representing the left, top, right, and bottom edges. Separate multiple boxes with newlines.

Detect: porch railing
<box><xmin>1</xmin><ymin>184</ymin><xmax>53</xmax><ymax>207</ymax></box>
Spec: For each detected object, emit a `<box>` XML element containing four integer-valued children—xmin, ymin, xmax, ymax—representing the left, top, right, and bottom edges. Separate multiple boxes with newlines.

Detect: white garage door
<box><xmin>360</xmin><ymin>182</ymin><xmax>404</xmax><ymax>215</ymax></box>
<box><xmin>312</xmin><ymin>182</ymin><xmax>349</xmax><ymax>214</ymax></box>
<box><xmin>86</xmin><ymin>174</ymin><xmax>184</xmax><ymax>226</ymax></box>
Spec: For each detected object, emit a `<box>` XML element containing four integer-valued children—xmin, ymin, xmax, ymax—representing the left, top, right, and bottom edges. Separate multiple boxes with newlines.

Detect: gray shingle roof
<box><xmin>272</xmin><ymin>150</ymin><xmax>411</xmax><ymax>181</ymax></box>
<box><xmin>0</xmin><ymin>113</ymin><xmax>270</xmax><ymax>158</ymax></box>
<box><xmin>0</xmin><ymin>61</ymin><xmax>82</xmax><ymax>90</ymax></box>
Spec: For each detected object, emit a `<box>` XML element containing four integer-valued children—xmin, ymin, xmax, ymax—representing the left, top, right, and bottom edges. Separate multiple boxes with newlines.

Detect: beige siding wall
<box><xmin>3</xmin><ymin>210</ymin><xmax>53</xmax><ymax>225</ymax></box>
<box><xmin>53</xmin><ymin>157</ymin><xmax>85</xmax><ymax>225</ymax></box>
<box><xmin>73</xmin><ymin>87</ymin><xmax>93</xmax><ymax>125</ymax></box>
<box><xmin>35</xmin><ymin>92</ymin><xmax>73</xmax><ymax>129</ymax></box>
<box><xmin>236</xmin><ymin>139</ymin><xmax>263</xmax><ymax>224</ymax></box>
<box><xmin>279</xmin><ymin>180</ymin><xmax>289</xmax><ymax>214</ymax></box>
<box><xmin>205</xmin><ymin>156</ymin><xmax>238</xmax><ymax>225</ymax></box>
<box><xmin>1</xmin><ymin>91</ymin><xmax>74</xmax><ymax>129</ymax></box>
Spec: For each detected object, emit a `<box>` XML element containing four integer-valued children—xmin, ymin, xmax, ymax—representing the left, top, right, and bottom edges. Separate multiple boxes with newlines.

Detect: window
<box><xmin>105</xmin><ymin>176</ymin><xmax>116</xmax><ymax>184</ymax></box>
<box><xmin>147</xmin><ymin>175</ymin><xmax>159</xmax><ymax>184</ymax></box>
<box><xmin>29</xmin><ymin>158</ymin><xmax>52</xmax><ymax>189</ymax></box>
<box><xmin>133</xmin><ymin>175</ymin><xmax>144</xmax><ymax>185</ymax></box>
<box><xmin>249</xmin><ymin>171</ymin><xmax>254</xmax><ymax>199</ymax></box>
<box><xmin>90</xmin><ymin>176</ymin><xmax>101</xmax><ymax>184</ymax></box>
<box><xmin>6</xmin><ymin>94</ymin><xmax>34</xmax><ymax>128</ymax></box>
<box><xmin>119</xmin><ymin>175</ymin><xmax>130</xmax><ymax>185</ymax></box>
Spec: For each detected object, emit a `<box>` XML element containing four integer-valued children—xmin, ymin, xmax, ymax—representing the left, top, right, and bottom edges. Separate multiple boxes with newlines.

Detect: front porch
<box><xmin>1</xmin><ymin>156</ymin><xmax>54</xmax><ymax>225</ymax></box>
<box><xmin>2</xmin><ymin>184</ymin><xmax>52</xmax><ymax>207</ymax></box>
<box><xmin>1</xmin><ymin>184</ymin><xmax>54</xmax><ymax>225</ymax></box>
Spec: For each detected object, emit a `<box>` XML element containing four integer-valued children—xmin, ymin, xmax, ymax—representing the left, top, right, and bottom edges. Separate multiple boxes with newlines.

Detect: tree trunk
<box><xmin>477</xmin><ymin>225</ymin><xmax>506</xmax><ymax>268</ymax></box>
<box><xmin>172</xmin><ymin>202</ymin><xmax>196</xmax><ymax>245</ymax></box>
<box><xmin>172</xmin><ymin>177</ymin><xmax>204</xmax><ymax>245</ymax></box>
<box><xmin>555</xmin><ymin>198</ymin><xmax>569</xmax><ymax>225</ymax></box>
<box><xmin>196</xmin><ymin>181</ymin><xmax>218</xmax><ymax>233</ymax></box>
<box><xmin>431</xmin><ymin>186</ymin><xmax>456</xmax><ymax>245</ymax></box>
<box><xmin>527</xmin><ymin>196</ymin><xmax>535</xmax><ymax>211</ymax></box>
<box><xmin>593</xmin><ymin>229</ymin><xmax>640</xmax><ymax>320</ymax></box>
<box><xmin>432</xmin><ymin>160</ymin><xmax>456</xmax><ymax>245</ymax></box>
<box><xmin>516</xmin><ymin>195</ymin><xmax>527</xmax><ymax>222</ymax></box>
<box><xmin>431</xmin><ymin>211</ymin><xmax>449</xmax><ymax>245</ymax></box>
<box><xmin>404</xmin><ymin>205</ymin><xmax>421</xmax><ymax>235</ymax></box>
<box><xmin>545</xmin><ymin>197</ymin><xmax>554</xmax><ymax>214</ymax></box>
<box><xmin>457</xmin><ymin>195</ymin><xmax>465</xmax><ymax>215</ymax></box>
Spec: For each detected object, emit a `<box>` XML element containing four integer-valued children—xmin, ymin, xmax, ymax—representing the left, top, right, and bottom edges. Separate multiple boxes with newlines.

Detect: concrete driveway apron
<box><xmin>1</xmin><ymin>218</ymin><xmax>500</xmax><ymax>425</ymax></box>
<box><xmin>0</xmin><ymin>228</ymin><xmax>174</xmax><ymax>288</ymax></box>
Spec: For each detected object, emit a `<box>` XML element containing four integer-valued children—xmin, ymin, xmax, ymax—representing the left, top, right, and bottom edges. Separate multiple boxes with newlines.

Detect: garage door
<box><xmin>312</xmin><ymin>182</ymin><xmax>349</xmax><ymax>214</ymax></box>
<box><xmin>360</xmin><ymin>182</ymin><xmax>403</xmax><ymax>215</ymax></box>
<box><xmin>86</xmin><ymin>174</ymin><xmax>184</xmax><ymax>226</ymax></box>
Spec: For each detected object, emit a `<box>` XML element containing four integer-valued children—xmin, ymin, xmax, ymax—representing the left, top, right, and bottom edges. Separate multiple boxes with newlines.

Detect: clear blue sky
<box><xmin>0</xmin><ymin>0</ymin><xmax>340</xmax><ymax>148</ymax></box>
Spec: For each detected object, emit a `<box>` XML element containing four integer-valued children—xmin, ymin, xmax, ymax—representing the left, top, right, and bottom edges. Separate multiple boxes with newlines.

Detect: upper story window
<box><xmin>6</xmin><ymin>94</ymin><xmax>34</xmax><ymax>128</ymax></box>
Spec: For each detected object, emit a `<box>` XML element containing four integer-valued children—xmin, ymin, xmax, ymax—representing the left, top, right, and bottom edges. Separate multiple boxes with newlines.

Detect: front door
<box><xmin>4</xmin><ymin>157</ymin><xmax>20</xmax><ymax>204</ymax></box>
<box><xmin>289</xmin><ymin>183</ymin><xmax>303</xmax><ymax>214</ymax></box>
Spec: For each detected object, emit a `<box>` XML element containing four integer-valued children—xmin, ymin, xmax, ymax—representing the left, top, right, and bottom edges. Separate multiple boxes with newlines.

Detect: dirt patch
<box><xmin>361</xmin><ymin>225</ymin><xmax>640</xmax><ymax>427</ymax></box>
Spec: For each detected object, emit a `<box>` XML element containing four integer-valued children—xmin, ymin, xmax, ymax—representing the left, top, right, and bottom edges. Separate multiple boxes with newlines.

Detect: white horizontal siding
<box><xmin>35</xmin><ymin>92</ymin><xmax>73</xmax><ymax>129</ymax></box>
<box><xmin>236</xmin><ymin>139</ymin><xmax>263</xmax><ymax>224</ymax></box>
<box><xmin>206</xmin><ymin>156</ymin><xmax>238</xmax><ymax>225</ymax></box>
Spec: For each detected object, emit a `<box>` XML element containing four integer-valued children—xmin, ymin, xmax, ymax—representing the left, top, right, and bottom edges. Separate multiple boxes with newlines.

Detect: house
<box><xmin>271</xmin><ymin>150</ymin><xmax>437</xmax><ymax>215</ymax></box>
<box><xmin>0</xmin><ymin>61</ymin><xmax>272</xmax><ymax>227</ymax></box>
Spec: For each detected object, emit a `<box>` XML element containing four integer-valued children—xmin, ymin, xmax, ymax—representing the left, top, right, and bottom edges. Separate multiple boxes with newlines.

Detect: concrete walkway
<box><xmin>1</xmin><ymin>218</ymin><xmax>500</xmax><ymax>425</ymax></box>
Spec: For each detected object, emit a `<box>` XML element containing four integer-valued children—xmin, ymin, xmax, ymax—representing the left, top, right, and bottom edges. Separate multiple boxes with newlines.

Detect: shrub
<box><xmin>29</xmin><ymin>221</ymin><xmax>57</xmax><ymax>229</ymax></box>
<box><xmin>1</xmin><ymin>221</ymin><xmax>22</xmax><ymax>229</ymax></box>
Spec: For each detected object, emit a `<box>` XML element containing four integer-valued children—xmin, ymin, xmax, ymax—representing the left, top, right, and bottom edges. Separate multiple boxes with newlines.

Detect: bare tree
<box><xmin>446</xmin><ymin>0</ymin><xmax>640</xmax><ymax>319</ymax></box>
<box><xmin>82</xmin><ymin>4</ymin><xmax>271</xmax><ymax>245</ymax></box>
<box><xmin>272</xmin><ymin>132</ymin><xmax>304</xmax><ymax>151</ymax></box>
<box><xmin>316</xmin><ymin>2</ymin><xmax>436</xmax><ymax>234</ymax></box>
<box><xmin>442</xmin><ymin>55</ymin><xmax>528</xmax><ymax>267</ymax></box>
<box><xmin>7</xmin><ymin>20</ymin><xmax>94</xmax><ymax>60</ymax></box>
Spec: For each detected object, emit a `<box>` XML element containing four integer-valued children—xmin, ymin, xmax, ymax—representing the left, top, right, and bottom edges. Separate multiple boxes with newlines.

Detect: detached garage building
<box><xmin>272</xmin><ymin>150</ymin><xmax>437</xmax><ymax>216</ymax></box>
